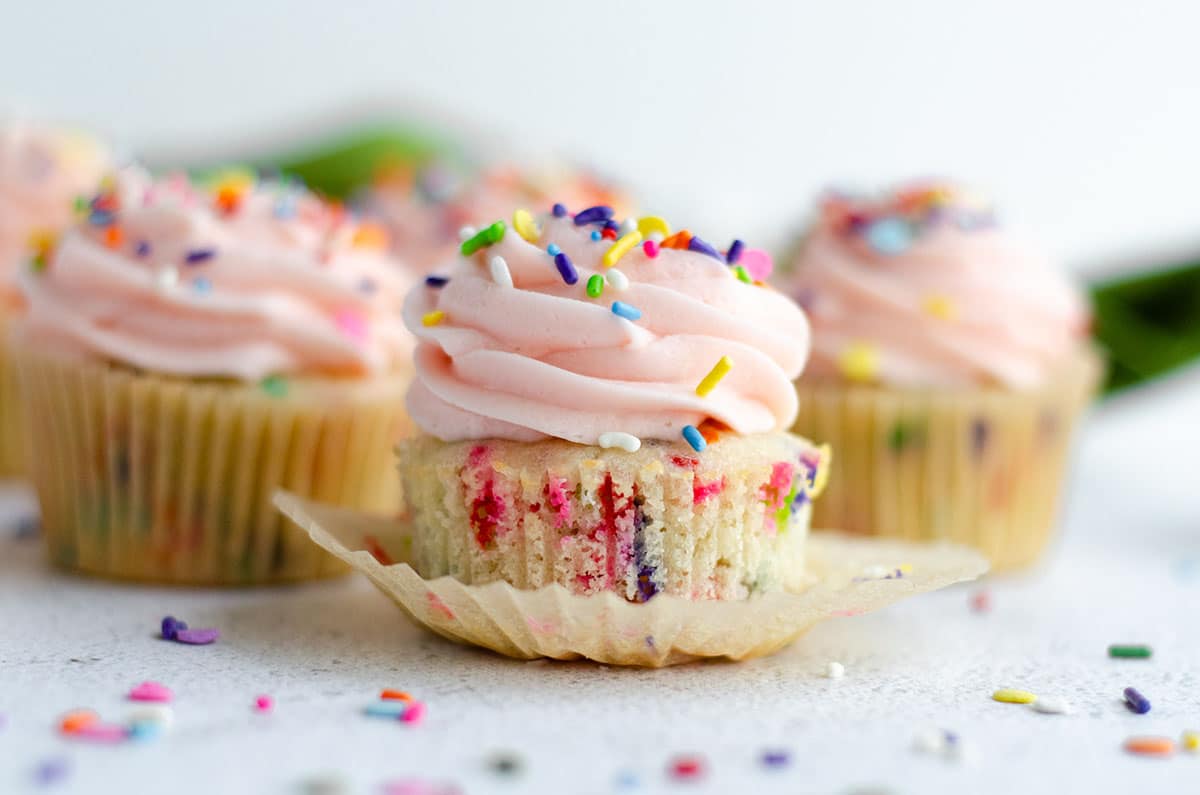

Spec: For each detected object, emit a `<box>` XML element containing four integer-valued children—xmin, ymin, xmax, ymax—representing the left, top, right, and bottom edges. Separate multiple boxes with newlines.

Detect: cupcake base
<box><xmin>792</xmin><ymin>347</ymin><xmax>1101</xmax><ymax>571</ymax></box>
<box><xmin>398</xmin><ymin>432</ymin><xmax>830</xmax><ymax>601</ymax></box>
<box><xmin>0</xmin><ymin>313</ymin><xmax>28</xmax><ymax>476</ymax></box>
<box><xmin>16</xmin><ymin>346</ymin><xmax>413</xmax><ymax>585</ymax></box>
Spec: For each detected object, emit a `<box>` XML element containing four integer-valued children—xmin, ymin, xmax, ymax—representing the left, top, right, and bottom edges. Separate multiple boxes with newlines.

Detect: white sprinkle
<box><xmin>127</xmin><ymin>705</ymin><xmax>174</xmax><ymax>730</ymax></box>
<box><xmin>619</xmin><ymin>218</ymin><xmax>638</xmax><ymax>235</ymax></box>
<box><xmin>154</xmin><ymin>266</ymin><xmax>178</xmax><ymax>291</ymax></box>
<box><xmin>862</xmin><ymin>564</ymin><xmax>889</xmax><ymax>580</ymax></box>
<box><xmin>826</xmin><ymin>661</ymin><xmax>845</xmax><ymax>679</ymax></box>
<box><xmin>1032</xmin><ymin>697</ymin><xmax>1072</xmax><ymax>715</ymax></box>
<box><xmin>606</xmin><ymin>268</ymin><xmax>630</xmax><ymax>291</ymax></box>
<box><xmin>598</xmin><ymin>432</ymin><xmax>641</xmax><ymax>452</ymax></box>
<box><xmin>489</xmin><ymin>255</ymin><xmax>513</xmax><ymax>288</ymax></box>
<box><xmin>648</xmin><ymin>231</ymin><xmax>665</xmax><ymax>244</ymax></box>
<box><xmin>457</xmin><ymin>225</ymin><xmax>477</xmax><ymax>242</ymax></box>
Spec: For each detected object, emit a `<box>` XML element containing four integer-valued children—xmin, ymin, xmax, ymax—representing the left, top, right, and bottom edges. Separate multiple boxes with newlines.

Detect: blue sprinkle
<box><xmin>128</xmin><ymin>721</ymin><xmax>161</xmax><ymax>742</ymax></box>
<box><xmin>273</xmin><ymin>196</ymin><xmax>297</xmax><ymax>219</ymax></box>
<box><xmin>573</xmin><ymin>205</ymin><xmax>614</xmax><ymax>226</ymax></box>
<box><xmin>424</xmin><ymin>275</ymin><xmax>449</xmax><ymax>288</ymax></box>
<box><xmin>682</xmin><ymin>425</ymin><xmax>706</xmax><ymax>452</ymax></box>
<box><xmin>687</xmin><ymin>236</ymin><xmax>722</xmax><ymax>260</ymax></box>
<box><xmin>363</xmin><ymin>702</ymin><xmax>408</xmax><ymax>719</ymax></box>
<box><xmin>614</xmin><ymin>770</ymin><xmax>640</xmax><ymax>789</ymax></box>
<box><xmin>193</xmin><ymin>277</ymin><xmax>212</xmax><ymax>294</ymax></box>
<box><xmin>726</xmin><ymin>239</ymin><xmax>744</xmax><ymax>264</ymax></box>
<box><xmin>603</xmin><ymin>218</ymin><xmax>620</xmax><ymax>232</ymax></box>
<box><xmin>135</xmin><ymin>240</ymin><xmax>152</xmax><ymax>258</ymax></box>
<box><xmin>590</xmin><ymin>230</ymin><xmax>602</xmax><ymax>241</ymax></box>
<box><xmin>761</xmin><ymin>749</ymin><xmax>790</xmax><ymax>768</ymax></box>
<box><xmin>547</xmin><ymin>243</ymin><xmax>562</xmax><ymax>256</ymax></box>
<box><xmin>184</xmin><ymin>248</ymin><xmax>216</xmax><ymax>265</ymax></box>
<box><xmin>554</xmin><ymin>252</ymin><xmax>578</xmax><ymax>285</ymax></box>
<box><xmin>88</xmin><ymin>209</ymin><xmax>114</xmax><ymax>227</ymax></box>
<box><xmin>551</xmin><ymin>203</ymin><xmax>568</xmax><ymax>218</ymax></box>
<box><xmin>611</xmin><ymin>301</ymin><xmax>641</xmax><ymax>321</ymax></box>
<box><xmin>160</xmin><ymin>616</ymin><xmax>187</xmax><ymax>640</ymax></box>
<box><xmin>864</xmin><ymin>217</ymin><xmax>913</xmax><ymax>255</ymax></box>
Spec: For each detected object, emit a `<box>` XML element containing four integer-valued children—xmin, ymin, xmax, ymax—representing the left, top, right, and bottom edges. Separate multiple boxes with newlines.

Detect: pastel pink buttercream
<box><xmin>19</xmin><ymin>170</ymin><xmax>415</xmax><ymax>380</ymax></box>
<box><xmin>780</xmin><ymin>183</ymin><xmax>1089</xmax><ymax>389</ymax></box>
<box><xmin>404</xmin><ymin>214</ymin><xmax>811</xmax><ymax>444</ymax></box>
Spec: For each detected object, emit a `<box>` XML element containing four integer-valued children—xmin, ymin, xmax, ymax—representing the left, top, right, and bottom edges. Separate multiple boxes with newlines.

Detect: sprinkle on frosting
<box><xmin>837</xmin><ymin>341</ymin><xmax>878</xmax><ymax>382</ymax></box>
<box><xmin>695</xmin><ymin>356</ymin><xmax>734</xmax><ymax>397</ymax></box>
<box><xmin>573</xmin><ymin>205</ymin><xmax>613</xmax><ymax>226</ymax></box>
<box><xmin>598</xmin><ymin>431</ymin><xmax>641</xmax><ymax>452</ymax></box>
<box><xmin>602</xmin><ymin>230</ymin><xmax>642</xmax><ymax>268</ymax></box>
<box><xmin>636</xmin><ymin>216</ymin><xmax>671</xmax><ymax>240</ymax></box>
<box><xmin>512</xmin><ymin>208</ymin><xmax>539</xmax><ymax>242</ymax></box>
<box><xmin>586</xmin><ymin>273</ymin><xmax>604</xmax><ymax>299</ymax></box>
<box><xmin>422</xmin><ymin>310</ymin><xmax>446</xmax><ymax>327</ymax></box>
<box><xmin>681</xmin><ymin>425</ymin><xmax>707</xmax><ymax>452</ymax></box>
<box><xmin>611</xmin><ymin>300</ymin><xmax>641</xmax><ymax>321</ymax></box>
<box><xmin>554</xmin><ymin>252</ymin><xmax>579</xmax><ymax>285</ymax></box>
<box><xmin>460</xmin><ymin>221</ymin><xmax>506</xmax><ymax>256</ymax></box>
<box><xmin>489</xmin><ymin>255</ymin><xmax>513</xmax><ymax>288</ymax></box>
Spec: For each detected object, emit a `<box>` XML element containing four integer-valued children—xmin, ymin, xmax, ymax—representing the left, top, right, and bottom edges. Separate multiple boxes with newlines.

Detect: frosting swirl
<box><xmin>19</xmin><ymin>170</ymin><xmax>414</xmax><ymax>380</ymax></box>
<box><xmin>779</xmin><ymin>182</ymin><xmax>1089</xmax><ymax>389</ymax></box>
<box><xmin>404</xmin><ymin>210</ymin><xmax>810</xmax><ymax>444</ymax></box>
<box><xmin>0</xmin><ymin>124</ymin><xmax>110</xmax><ymax>299</ymax></box>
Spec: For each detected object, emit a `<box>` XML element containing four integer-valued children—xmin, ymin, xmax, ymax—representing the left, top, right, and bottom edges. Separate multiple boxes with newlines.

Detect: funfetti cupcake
<box><xmin>779</xmin><ymin>181</ymin><xmax>1101</xmax><ymax>570</ymax></box>
<box><xmin>14</xmin><ymin>169</ymin><xmax>416</xmax><ymax>584</ymax></box>
<box><xmin>0</xmin><ymin>123</ymin><xmax>111</xmax><ymax>474</ymax></box>
<box><xmin>397</xmin><ymin>205</ymin><xmax>830</xmax><ymax>601</ymax></box>
<box><xmin>367</xmin><ymin>161</ymin><xmax>632</xmax><ymax>275</ymax></box>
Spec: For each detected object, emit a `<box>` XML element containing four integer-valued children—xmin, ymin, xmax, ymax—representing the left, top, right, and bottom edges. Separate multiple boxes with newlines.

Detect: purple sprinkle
<box><xmin>175</xmin><ymin>627</ymin><xmax>219</xmax><ymax>645</ymax></box>
<box><xmin>726</xmin><ymin>239</ymin><xmax>744</xmax><ymax>264</ymax></box>
<box><xmin>687</xmin><ymin>236</ymin><xmax>722</xmax><ymax>260</ymax></box>
<box><xmin>572</xmin><ymin>205</ymin><xmax>614</xmax><ymax>226</ymax></box>
<box><xmin>553</xmin><ymin>252</ymin><xmax>578</xmax><ymax>285</ymax></box>
<box><xmin>761</xmin><ymin>749</ymin><xmax>790</xmax><ymax>768</ymax></box>
<box><xmin>160</xmin><ymin>616</ymin><xmax>186</xmax><ymax>640</ymax></box>
<box><xmin>602</xmin><ymin>218</ymin><xmax>620</xmax><ymax>232</ymax></box>
<box><xmin>1123</xmin><ymin>687</ymin><xmax>1151</xmax><ymax>714</ymax></box>
<box><xmin>34</xmin><ymin>756</ymin><xmax>70</xmax><ymax>787</ymax></box>
<box><xmin>184</xmin><ymin>248</ymin><xmax>215</xmax><ymax>264</ymax></box>
<box><xmin>135</xmin><ymin>241</ymin><xmax>152</xmax><ymax>258</ymax></box>
<box><xmin>424</xmin><ymin>275</ymin><xmax>449</xmax><ymax>288</ymax></box>
<box><xmin>551</xmin><ymin>202</ymin><xmax>567</xmax><ymax>218</ymax></box>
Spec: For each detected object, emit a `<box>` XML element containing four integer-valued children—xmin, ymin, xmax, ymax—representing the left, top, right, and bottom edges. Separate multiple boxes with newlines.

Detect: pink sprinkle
<box><xmin>971</xmin><ymin>589</ymin><xmax>991</xmax><ymax>612</ymax></box>
<box><xmin>643</xmin><ymin>240</ymin><xmax>659</xmax><ymax>258</ymax></box>
<box><xmin>335</xmin><ymin>309</ymin><xmax>368</xmax><ymax>343</ymax></box>
<box><xmin>128</xmin><ymin>681</ymin><xmax>173</xmax><ymax>703</ymax></box>
<box><xmin>254</xmin><ymin>695</ymin><xmax>273</xmax><ymax>712</ymax></box>
<box><xmin>739</xmin><ymin>247</ymin><xmax>774</xmax><ymax>281</ymax></box>
<box><xmin>692</xmin><ymin>476</ymin><xmax>726</xmax><ymax>505</ymax></box>
<box><xmin>401</xmin><ymin>701</ymin><xmax>426</xmax><ymax>725</ymax></box>
<box><xmin>73</xmin><ymin>723</ymin><xmax>128</xmax><ymax>744</ymax></box>
<box><xmin>175</xmin><ymin>627</ymin><xmax>220</xmax><ymax>645</ymax></box>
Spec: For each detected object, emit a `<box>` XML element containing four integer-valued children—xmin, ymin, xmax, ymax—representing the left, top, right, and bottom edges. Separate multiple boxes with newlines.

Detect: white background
<box><xmin>2</xmin><ymin>0</ymin><xmax>1199</xmax><ymax>269</ymax></box>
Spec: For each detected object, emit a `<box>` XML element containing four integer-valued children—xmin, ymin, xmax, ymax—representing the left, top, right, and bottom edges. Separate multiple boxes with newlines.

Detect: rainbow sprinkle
<box><xmin>611</xmin><ymin>301</ymin><xmax>641</xmax><ymax>321</ymax></box>
<box><xmin>636</xmin><ymin>215</ymin><xmax>670</xmax><ymax>240</ymax></box>
<box><xmin>726</xmin><ymin>239</ymin><xmax>744</xmax><ymax>264</ymax></box>
<box><xmin>554</xmin><ymin>252</ymin><xmax>578</xmax><ymax>285</ymax></box>
<box><xmin>573</xmin><ymin>205</ymin><xmax>614</xmax><ymax>226</ymax></box>
<box><xmin>695</xmin><ymin>356</ymin><xmax>733</xmax><ymax>397</ymax></box>
<box><xmin>687</xmin><ymin>236</ymin><xmax>722</xmax><ymax>260</ymax></box>
<box><xmin>422</xmin><ymin>311</ymin><xmax>445</xmax><ymax>327</ymax></box>
<box><xmin>682</xmin><ymin>425</ymin><xmax>706</xmax><ymax>452</ymax></box>
<box><xmin>586</xmin><ymin>274</ymin><xmax>605</xmax><ymax>298</ymax></box>
<box><xmin>489</xmin><ymin>256</ymin><xmax>513</xmax><ymax>288</ymax></box>
<box><xmin>425</xmin><ymin>275</ymin><xmax>449</xmax><ymax>288</ymax></box>
<box><xmin>512</xmin><ymin>208</ymin><xmax>539</xmax><ymax>242</ymax></box>
<box><xmin>460</xmin><ymin>221</ymin><xmax>506</xmax><ymax>256</ymax></box>
<box><xmin>602</xmin><ymin>230</ymin><xmax>642</xmax><ymax>268</ymax></box>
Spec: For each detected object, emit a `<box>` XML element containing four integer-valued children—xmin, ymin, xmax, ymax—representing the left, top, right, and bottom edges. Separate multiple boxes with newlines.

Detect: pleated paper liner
<box><xmin>16</xmin><ymin>346</ymin><xmax>413</xmax><ymax>585</ymax></box>
<box><xmin>274</xmin><ymin>492</ymin><xmax>988</xmax><ymax>667</ymax></box>
<box><xmin>0</xmin><ymin>313</ymin><xmax>28</xmax><ymax>476</ymax></box>
<box><xmin>793</xmin><ymin>347</ymin><xmax>1102</xmax><ymax>571</ymax></box>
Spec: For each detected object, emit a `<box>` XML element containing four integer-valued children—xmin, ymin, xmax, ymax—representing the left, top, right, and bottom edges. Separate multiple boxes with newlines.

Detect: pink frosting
<box><xmin>0</xmin><ymin>124</ymin><xmax>110</xmax><ymax>300</ymax></box>
<box><xmin>404</xmin><ymin>213</ymin><xmax>810</xmax><ymax>444</ymax></box>
<box><xmin>780</xmin><ymin>183</ymin><xmax>1090</xmax><ymax>389</ymax></box>
<box><xmin>19</xmin><ymin>170</ymin><xmax>415</xmax><ymax>380</ymax></box>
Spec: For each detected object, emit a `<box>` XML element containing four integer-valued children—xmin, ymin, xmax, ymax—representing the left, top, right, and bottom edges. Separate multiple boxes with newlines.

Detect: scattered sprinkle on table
<box><xmin>1109</xmin><ymin>644</ymin><xmax>1152</xmax><ymax>659</ymax></box>
<box><xmin>668</xmin><ymin>754</ymin><xmax>705</xmax><ymax>780</ymax></box>
<box><xmin>1032</xmin><ymin>696</ymin><xmax>1071</xmax><ymax>715</ymax></box>
<box><xmin>826</xmin><ymin>661</ymin><xmax>845</xmax><ymax>679</ymax></box>
<box><xmin>380</xmin><ymin>689</ymin><xmax>412</xmax><ymax>701</ymax></box>
<box><xmin>760</xmin><ymin>749</ymin><xmax>791</xmax><ymax>768</ymax></box>
<box><xmin>33</xmin><ymin>757</ymin><xmax>70</xmax><ymax>787</ymax></box>
<box><xmin>254</xmin><ymin>695</ymin><xmax>273</xmax><ymax>713</ymax></box>
<box><xmin>128</xmin><ymin>681</ymin><xmax>173</xmax><ymax>703</ymax></box>
<box><xmin>1124</xmin><ymin>736</ymin><xmax>1174</xmax><ymax>757</ymax></box>
<box><xmin>1182</xmin><ymin>730</ymin><xmax>1199</xmax><ymax>751</ymax></box>
<box><xmin>487</xmin><ymin>752</ymin><xmax>523</xmax><ymax>776</ymax></box>
<box><xmin>970</xmin><ymin>589</ymin><xmax>991</xmax><ymax>612</ymax></box>
<box><xmin>992</xmin><ymin>689</ymin><xmax>1037</xmax><ymax>705</ymax></box>
<box><xmin>175</xmin><ymin>627</ymin><xmax>220</xmax><ymax>645</ymax></box>
<box><xmin>1124</xmin><ymin>687</ymin><xmax>1151</xmax><ymax>714</ymax></box>
<box><xmin>400</xmin><ymin>701</ymin><xmax>426</xmax><ymax>725</ymax></box>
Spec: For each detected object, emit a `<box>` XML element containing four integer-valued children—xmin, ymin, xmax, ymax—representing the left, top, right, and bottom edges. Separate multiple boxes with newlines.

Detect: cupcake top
<box><xmin>19</xmin><ymin>169</ymin><xmax>414</xmax><ymax>381</ymax></box>
<box><xmin>404</xmin><ymin>204</ymin><xmax>809</xmax><ymax>448</ymax></box>
<box><xmin>779</xmin><ymin>182</ymin><xmax>1089</xmax><ymax>390</ymax></box>
<box><xmin>368</xmin><ymin>161</ymin><xmax>632</xmax><ymax>275</ymax></box>
<box><xmin>0</xmin><ymin>124</ymin><xmax>110</xmax><ymax>299</ymax></box>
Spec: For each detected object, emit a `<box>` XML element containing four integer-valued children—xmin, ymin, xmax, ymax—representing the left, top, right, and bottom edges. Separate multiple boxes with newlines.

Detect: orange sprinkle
<box><xmin>214</xmin><ymin>185</ymin><xmax>245</xmax><ymax>215</ymax></box>
<box><xmin>697</xmin><ymin>418</ymin><xmax>730</xmax><ymax>444</ymax></box>
<box><xmin>380</xmin><ymin>689</ymin><xmax>413</xmax><ymax>702</ymax></box>
<box><xmin>59</xmin><ymin>709</ymin><xmax>99</xmax><ymax>734</ymax></box>
<box><xmin>103</xmin><ymin>226</ymin><xmax>124</xmax><ymax>249</ymax></box>
<box><xmin>351</xmin><ymin>222</ymin><xmax>390</xmax><ymax>250</ymax></box>
<box><xmin>660</xmin><ymin>230</ymin><xmax>693</xmax><ymax>250</ymax></box>
<box><xmin>1124</xmin><ymin>736</ymin><xmax>1175</xmax><ymax>757</ymax></box>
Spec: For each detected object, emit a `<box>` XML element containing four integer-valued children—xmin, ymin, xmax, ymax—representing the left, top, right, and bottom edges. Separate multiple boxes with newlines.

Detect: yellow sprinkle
<box><xmin>837</xmin><ymin>342</ymin><xmax>878</xmax><ymax>382</ymax></box>
<box><xmin>810</xmin><ymin>444</ymin><xmax>833</xmax><ymax>498</ymax></box>
<box><xmin>992</xmin><ymin>689</ymin><xmax>1037</xmax><ymax>704</ymax></box>
<box><xmin>601</xmin><ymin>230</ymin><xmax>643</xmax><ymax>269</ymax></box>
<box><xmin>636</xmin><ymin>215</ymin><xmax>671</xmax><ymax>240</ymax></box>
<box><xmin>512</xmin><ymin>208</ymin><xmax>540</xmax><ymax>243</ymax></box>
<box><xmin>421</xmin><ymin>310</ymin><xmax>445</xmax><ymax>327</ymax></box>
<box><xmin>27</xmin><ymin>229</ymin><xmax>56</xmax><ymax>255</ymax></box>
<box><xmin>898</xmin><ymin>563</ymin><xmax>913</xmax><ymax>575</ymax></box>
<box><xmin>1183</xmin><ymin>730</ymin><xmax>1199</xmax><ymax>751</ymax></box>
<box><xmin>695</xmin><ymin>356</ymin><xmax>733</xmax><ymax>397</ymax></box>
<box><xmin>923</xmin><ymin>293</ymin><xmax>957</xmax><ymax>320</ymax></box>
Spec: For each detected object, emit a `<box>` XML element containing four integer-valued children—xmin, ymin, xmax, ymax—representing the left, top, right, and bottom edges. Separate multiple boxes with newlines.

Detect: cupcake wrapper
<box><xmin>275</xmin><ymin>492</ymin><xmax>988</xmax><ymax>667</ymax></box>
<box><xmin>17</xmin><ymin>347</ymin><xmax>412</xmax><ymax>584</ymax></box>
<box><xmin>793</xmin><ymin>348</ymin><xmax>1102</xmax><ymax>570</ymax></box>
<box><xmin>0</xmin><ymin>314</ymin><xmax>27</xmax><ymax>476</ymax></box>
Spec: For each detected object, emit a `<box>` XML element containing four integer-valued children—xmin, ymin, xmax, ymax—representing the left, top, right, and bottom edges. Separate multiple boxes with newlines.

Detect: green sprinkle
<box><xmin>261</xmin><ymin>375</ymin><xmax>288</xmax><ymax>398</ymax></box>
<box><xmin>460</xmin><ymin>220</ymin><xmax>506</xmax><ymax>256</ymax></box>
<box><xmin>1108</xmin><ymin>644</ymin><xmax>1152</xmax><ymax>659</ymax></box>
<box><xmin>73</xmin><ymin>196</ymin><xmax>88</xmax><ymax>214</ymax></box>
<box><xmin>888</xmin><ymin>421</ymin><xmax>924</xmax><ymax>452</ymax></box>
<box><xmin>734</xmin><ymin>265</ymin><xmax>752</xmax><ymax>284</ymax></box>
<box><xmin>586</xmin><ymin>273</ymin><xmax>605</xmax><ymax>298</ymax></box>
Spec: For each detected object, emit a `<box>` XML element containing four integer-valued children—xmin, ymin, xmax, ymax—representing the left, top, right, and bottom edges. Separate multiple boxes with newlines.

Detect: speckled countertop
<box><xmin>1</xmin><ymin>372</ymin><xmax>1198</xmax><ymax>795</ymax></box>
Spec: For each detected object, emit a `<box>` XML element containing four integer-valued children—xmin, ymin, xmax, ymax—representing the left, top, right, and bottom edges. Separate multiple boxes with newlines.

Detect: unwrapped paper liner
<box><xmin>275</xmin><ymin>492</ymin><xmax>989</xmax><ymax>667</ymax></box>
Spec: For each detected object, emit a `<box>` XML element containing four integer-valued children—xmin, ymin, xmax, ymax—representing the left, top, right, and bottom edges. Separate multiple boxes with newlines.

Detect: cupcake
<box><xmin>0</xmin><ymin>123</ymin><xmax>110</xmax><ymax>474</ymax></box>
<box><xmin>14</xmin><ymin>169</ymin><xmax>416</xmax><ymax>584</ymax></box>
<box><xmin>779</xmin><ymin>182</ymin><xmax>1100</xmax><ymax>570</ymax></box>
<box><xmin>398</xmin><ymin>205</ymin><xmax>829</xmax><ymax>601</ymax></box>
<box><xmin>367</xmin><ymin>161</ymin><xmax>632</xmax><ymax>274</ymax></box>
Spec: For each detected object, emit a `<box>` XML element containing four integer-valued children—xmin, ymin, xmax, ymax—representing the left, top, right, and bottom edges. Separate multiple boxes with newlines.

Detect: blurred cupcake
<box><xmin>14</xmin><ymin>169</ymin><xmax>416</xmax><ymax>584</ymax></box>
<box><xmin>398</xmin><ymin>204</ymin><xmax>828</xmax><ymax>600</ymax></box>
<box><xmin>366</xmin><ymin>161</ymin><xmax>632</xmax><ymax>274</ymax></box>
<box><xmin>779</xmin><ymin>181</ymin><xmax>1100</xmax><ymax>570</ymax></box>
<box><xmin>0</xmin><ymin>123</ymin><xmax>110</xmax><ymax>474</ymax></box>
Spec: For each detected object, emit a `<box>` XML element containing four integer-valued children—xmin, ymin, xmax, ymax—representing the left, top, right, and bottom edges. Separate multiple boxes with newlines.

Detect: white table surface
<box><xmin>2</xmin><ymin>373</ymin><xmax>1199</xmax><ymax>795</ymax></box>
